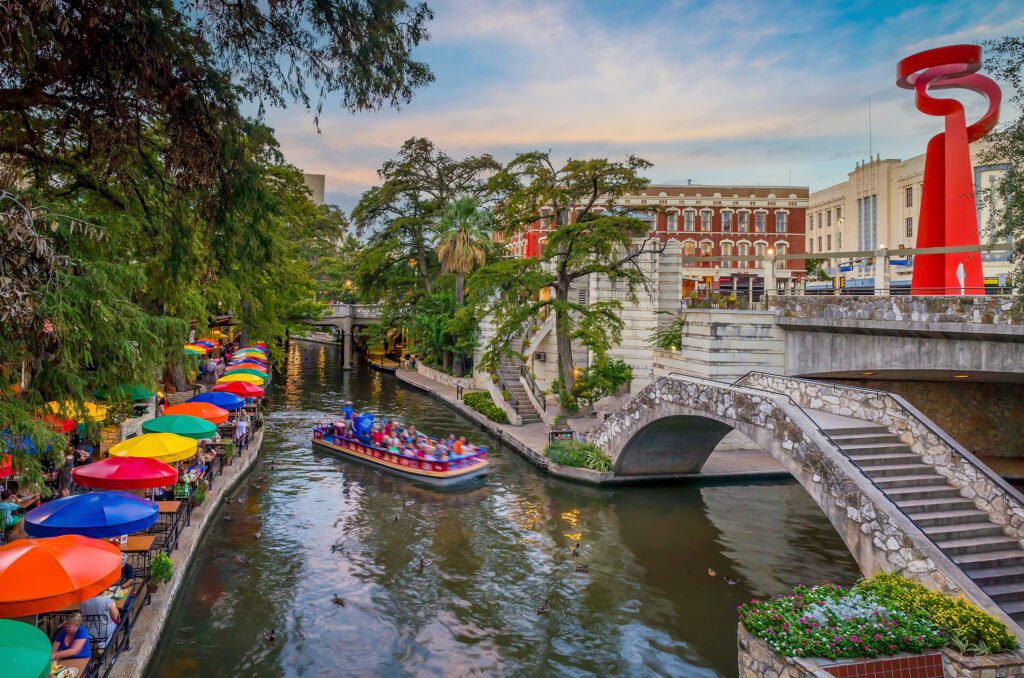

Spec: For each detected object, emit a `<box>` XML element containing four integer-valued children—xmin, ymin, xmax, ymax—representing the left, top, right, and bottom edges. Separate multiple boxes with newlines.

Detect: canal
<box><xmin>147</xmin><ymin>341</ymin><xmax>861</xmax><ymax>677</ymax></box>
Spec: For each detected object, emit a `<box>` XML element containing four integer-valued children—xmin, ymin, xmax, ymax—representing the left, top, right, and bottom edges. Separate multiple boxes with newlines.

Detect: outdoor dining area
<box><xmin>1</xmin><ymin>343</ymin><xmax>270</xmax><ymax>678</ymax></box>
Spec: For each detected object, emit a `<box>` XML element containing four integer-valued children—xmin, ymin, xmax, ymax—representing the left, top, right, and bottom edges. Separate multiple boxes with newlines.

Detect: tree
<box><xmin>982</xmin><ymin>37</ymin><xmax>1024</xmax><ymax>292</ymax></box>
<box><xmin>805</xmin><ymin>258</ymin><xmax>832</xmax><ymax>282</ymax></box>
<box><xmin>353</xmin><ymin>138</ymin><xmax>499</xmax><ymax>296</ymax></box>
<box><xmin>479</xmin><ymin>152</ymin><xmax>663</xmax><ymax>398</ymax></box>
<box><xmin>436</xmin><ymin>197</ymin><xmax>493</xmax><ymax>376</ymax></box>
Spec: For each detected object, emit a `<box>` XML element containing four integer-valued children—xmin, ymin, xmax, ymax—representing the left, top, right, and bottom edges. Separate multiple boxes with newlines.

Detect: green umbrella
<box><xmin>0</xmin><ymin>619</ymin><xmax>51</xmax><ymax>678</ymax></box>
<box><xmin>93</xmin><ymin>384</ymin><xmax>156</xmax><ymax>402</ymax></box>
<box><xmin>142</xmin><ymin>414</ymin><xmax>217</xmax><ymax>440</ymax></box>
<box><xmin>222</xmin><ymin>368</ymin><xmax>267</xmax><ymax>383</ymax></box>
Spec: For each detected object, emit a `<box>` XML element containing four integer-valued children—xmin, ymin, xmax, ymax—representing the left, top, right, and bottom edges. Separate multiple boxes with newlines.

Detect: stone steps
<box><xmin>897</xmin><ymin>497</ymin><xmax>979</xmax><ymax>513</ymax></box>
<box><xmin>873</xmin><ymin>474</ymin><xmax>949</xmax><ymax>489</ymax></box>
<box><xmin>924</xmin><ymin>522</ymin><xmax>1007</xmax><ymax>541</ymax></box>
<box><xmin>849</xmin><ymin>452</ymin><xmax>924</xmax><ymax>466</ymax></box>
<box><xmin>496</xmin><ymin>361</ymin><xmax>541</xmax><ymax>425</ymax></box>
<box><xmin>970</xmin><ymin>566</ymin><xmax>1024</xmax><ymax>587</ymax></box>
<box><xmin>859</xmin><ymin>462</ymin><xmax>931</xmax><ymax>477</ymax></box>
<box><xmin>909</xmin><ymin>509</ymin><xmax>994</xmax><ymax>527</ymax></box>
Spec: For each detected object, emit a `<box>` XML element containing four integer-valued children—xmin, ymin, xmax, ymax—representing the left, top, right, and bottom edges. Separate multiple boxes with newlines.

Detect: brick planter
<box><xmin>821</xmin><ymin>653</ymin><xmax>942</xmax><ymax>678</ymax></box>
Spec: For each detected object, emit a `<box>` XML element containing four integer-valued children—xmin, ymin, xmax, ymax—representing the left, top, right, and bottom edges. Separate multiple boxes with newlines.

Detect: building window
<box><xmin>755</xmin><ymin>242</ymin><xmax>766</xmax><ymax>259</ymax></box>
<box><xmin>905</xmin><ymin>216</ymin><xmax>913</xmax><ymax>238</ymax></box>
<box><xmin>700</xmin><ymin>210</ymin><xmax>712</xmax><ymax>232</ymax></box>
<box><xmin>755</xmin><ymin>212</ymin><xmax>766</xmax><ymax>232</ymax></box>
<box><xmin>738</xmin><ymin>211</ymin><xmax>749</xmax><ymax>232</ymax></box>
<box><xmin>577</xmin><ymin>288</ymin><xmax>588</xmax><ymax>305</ymax></box>
<box><xmin>775</xmin><ymin>212</ymin><xmax>788</xmax><ymax>233</ymax></box>
<box><xmin>837</xmin><ymin>232</ymin><xmax>842</xmax><ymax>249</ymax></box>
<box><xmin>722</xmin><ymin>211</ymin><xmax>732</xmax><ymax>232</ymax></box>
<box><xmin>809</xmin><ymin>239</ymin><xmax>813</xmax><ymax>253</ymax></box>
<box><xmin>738</xmin><ymin>242</ymin><xmax>750</xmax><ymax>267</ymax></box>
<box><xmin>817</xmin><ymin>213</ymin><xmax>822</xmax><ymax>229</ymax></box>
<box><xmin>871</xmin><ymin>195</ymin><xmax>878</xmax><ymax>249</ymax></box>
<box><xmin>905</xmin><ymin>186</ymin><xmax>913</xmax><ymax>208</ymax></box>
<box><xmin>667</xmin><ymin>212</ymin><xmax>677</xmax><ymax>232</ymax></box>
<box><xmin>827</xmin><ymin>234</ymin><xmax>832</xmax><ymax>250</ymax></box>
<box><xmin>683</xmin><ymin>210</ymin><xmax>695</xmax><ymax>232</ymax></box>
<box><xmin>683</xmin><ymin>241</ymin><xmax>696</xmax><ymax>257</ymax></box>
<box><xmin>818</xmin><ymin>236</ymin><xmax>822</xmax><ymax>252</ymax></box>
<box><xmin>721</xmin><ymin>241</ymin><xmax>733</xmax><ymax>266</ymax></box>
<box><xmin>856</xmin><ymin>197</ymin><xmax>863</xmax><ymax>249</ymax></box>
<box><xmin>700</xmin><ymin>241</ymin><xmax>713</xmax><ymax>255</ymax></box>
<box><xmin>827</xmin><ymin>210</ymin><xmax>832</xmax><ymax>228</ymax></box>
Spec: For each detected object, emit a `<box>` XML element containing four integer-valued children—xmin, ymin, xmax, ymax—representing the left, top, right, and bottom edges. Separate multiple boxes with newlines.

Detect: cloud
<box><xmin>264</xmin><ymin>0</ymin><xmax>1024</xmax><ymax>210</ymax></box>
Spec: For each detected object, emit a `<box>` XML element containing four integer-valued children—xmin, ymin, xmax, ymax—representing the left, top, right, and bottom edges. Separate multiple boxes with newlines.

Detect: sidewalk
<box><xmin>395</xmin><ymin>368</ymin><xmax>786</xmax><ymax>482</ymax></box>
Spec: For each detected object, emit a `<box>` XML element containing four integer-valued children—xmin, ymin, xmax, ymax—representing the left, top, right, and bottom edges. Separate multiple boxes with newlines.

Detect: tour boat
<box><xmin>311</xmin><ymin>423</ymin><xmax>489</xmax><ymax>487</ymax></box>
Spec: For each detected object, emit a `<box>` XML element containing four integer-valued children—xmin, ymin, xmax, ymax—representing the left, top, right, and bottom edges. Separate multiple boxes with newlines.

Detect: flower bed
<box><xmin>462</xmin><ymin>391</ymin><xmax>509</xmax><ymax>424</ymax></box>
<box><xmin>739</xmin><ymin>574</ymin><xmax>1017</xmax><ymax>661</ymax></box>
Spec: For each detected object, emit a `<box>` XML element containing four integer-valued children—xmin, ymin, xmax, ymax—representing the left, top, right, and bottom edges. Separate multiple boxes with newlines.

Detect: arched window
<box><xmin>738</xmin><ymin>241</ymin><xmax>750</xmax><ymax>267</ymax></box>
<box><xmin>667</xmin><ymin>211</ymin><xmax>678</xmax><ymax>232</ymax></box>
<box><xmin>775</xmin><ymin>211</ymin><xmax>788</xmax><ymax>233</ymax></box>
<box><xmin>683</xmin><ymin>210</ymin><xmax>696</xmax><ymax>232</ymax></box>
<box><xmin>721</xmin><ymin>241</ymin><xmax>734</xmax><ymax>267</ymax></box>
<box><xmin>683</xmin><ymin>241</ymin><xmax>696</xmax><ymax>257</ymax></box>
<box><xmin>738</xmin><ymin>210</ymin><xmax>750</xmax><ymax>232</ymax></box>
<box><xmin>754</xmin><ymin>211</ymin><xmax>767</xmax><ymax>233</ymax></box>
<box><xmin>700</xmin><ymin>209</ymin><xmax>713</xmax><ymax>232</ymax></box>
<box><xmin>721</xmin><ymin>210</ymin><xmax>733</xmax><ymax>232</ymax></box>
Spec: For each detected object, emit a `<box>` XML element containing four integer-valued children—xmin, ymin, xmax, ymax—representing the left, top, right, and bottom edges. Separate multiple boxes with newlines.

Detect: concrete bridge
<box><xmin>300</xmin><ymin>303</ymin><xmax>382</xmax><ymax>369</ymax></box>
<box><xmin>591</xmin><ymin>371</ymin><xmax>1024</xmax><ymax>637</ymax></box>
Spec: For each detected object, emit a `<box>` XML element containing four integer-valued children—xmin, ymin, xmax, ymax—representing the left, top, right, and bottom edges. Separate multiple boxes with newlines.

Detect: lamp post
<box><xmin>765</xmin><ymin>247</ymin><xmax>777</xmax><ymax>299</ymax></box>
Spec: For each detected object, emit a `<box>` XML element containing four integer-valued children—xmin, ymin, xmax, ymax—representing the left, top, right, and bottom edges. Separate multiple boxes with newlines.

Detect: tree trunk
<box><xmin>452</xmin><ymin>272</ymin><xmax>465</xmax><ymax>378</ymax></box>
<box><xmin>417</xmin><ymin>247</ymin><xmax>432</xmax><ymax>293</ymax></box>
<box><xmin>555</xmin><ymin>281</ymin><xmax>574</xmax><ymax>394</ymax></box>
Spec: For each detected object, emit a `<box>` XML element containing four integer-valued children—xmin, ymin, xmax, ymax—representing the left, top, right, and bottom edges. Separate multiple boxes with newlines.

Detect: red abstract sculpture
<box><xmin>897</xmin><ymin>45</ymin><xmax>1000</xmax><ymax>295</ymax></box>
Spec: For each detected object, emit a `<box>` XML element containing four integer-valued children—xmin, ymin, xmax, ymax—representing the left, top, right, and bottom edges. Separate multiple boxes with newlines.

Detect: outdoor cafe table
<box><xmin>155</xmin><ymin>501</ymin><xmax>183</xmax><ymax>551</ymax></box>
<box><xmin>52</xmin><ymin>656</ymin><xmax>89</xmax><ymax>676</ymax></box>
<box><xmin>121</xmin><ymin>535</ymin><xmax>156</xmax><ymax>582</ymax></box>
<box><xmin>16</xmin><ymin>493</ymin><xmax>40</xmax><ymax>510</ymax></box>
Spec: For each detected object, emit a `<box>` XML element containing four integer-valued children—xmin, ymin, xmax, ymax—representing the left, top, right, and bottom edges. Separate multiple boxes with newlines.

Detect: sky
<box><xmin>259</xmin><ymin>0</ymin><xmax>1024</xmax><ymax>211</ymax></box>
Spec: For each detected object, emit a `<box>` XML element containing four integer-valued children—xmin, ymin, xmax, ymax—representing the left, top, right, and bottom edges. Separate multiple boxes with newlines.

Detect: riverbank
<box><xmin>394</xmin><ymin>367</ymin><xmax>787</xmax><ymax>484</ymax></box>
<box><xmin>109</xmin><ymin>428</ymin><xmax>266</xmax><ymax>678</ymax></box>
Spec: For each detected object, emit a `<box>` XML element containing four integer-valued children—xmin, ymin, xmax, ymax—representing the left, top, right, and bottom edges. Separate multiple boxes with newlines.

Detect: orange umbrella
<box><xmin>163</xmin><ymin>402</ymin><xmax>229</xmax><ymax>424</ymax></box>
<box><xmin>0</xmin><ymin>535</ymin><xmax>122</xmax><ymax>617</ymax></box>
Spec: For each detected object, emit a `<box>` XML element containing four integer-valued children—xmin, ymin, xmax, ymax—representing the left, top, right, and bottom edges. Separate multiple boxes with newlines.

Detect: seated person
<box><xmin>51</xmin><ymin>613</ymin><xmax>91</xmax><ymax>662</ymax></box>
<box><xmin>1</xmin><ymin>489</ymin><xmax>22</xmax><ymax>528</ymax></box>
<box><xmin>119</xmin><ymin>553</ymin><xmax>136</xmax><ymax>586</ymax></box>
<box><xmin>80</xmin><ymin>593</ymin><xmax>119</xmax><ymax>649</ymax></box>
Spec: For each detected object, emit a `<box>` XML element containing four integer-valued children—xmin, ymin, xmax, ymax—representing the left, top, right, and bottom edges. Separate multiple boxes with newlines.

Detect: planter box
<box><xmin>820</xmin><ymin>654</ymin><xmax>942</xmax><ymax>678</ymax></box>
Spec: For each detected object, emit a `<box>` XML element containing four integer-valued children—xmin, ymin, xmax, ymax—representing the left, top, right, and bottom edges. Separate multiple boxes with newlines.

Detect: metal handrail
<box><xmin>736</xmin><ymin>370</ymin><xmax>1024</xmax><ymax>511</ymax></box>
<box><xmin>520</xmin><ymin>363</ymin><xmax>546</xmax><ymax>412</ymax></box>
<box><xmin>495</xmin><ymin>371</ymin><xmax>522</xmax><ymax>411</ymax></box>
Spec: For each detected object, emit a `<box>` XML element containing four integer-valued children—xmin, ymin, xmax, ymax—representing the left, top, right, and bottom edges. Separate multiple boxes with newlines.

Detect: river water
<box><xmin>146</xmin><ymin>341</ymin><xmax>861</xmax><ymax>677</ymax></box>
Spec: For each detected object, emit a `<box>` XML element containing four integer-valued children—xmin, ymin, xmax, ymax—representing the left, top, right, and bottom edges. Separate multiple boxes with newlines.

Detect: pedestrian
<box><xmin>207</xmin><ymin>357</ymin><xmax>217</xmax><ymax>383</ymax></box>
<box><xmin>58</xmin><ymin>453</ymin><xmax>74</xmax><ymax>497</ymax></box>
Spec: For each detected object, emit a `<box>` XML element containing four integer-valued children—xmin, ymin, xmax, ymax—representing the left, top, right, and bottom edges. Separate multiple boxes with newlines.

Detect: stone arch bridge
<box><xmin>591</xmin><ymin>372</ymin><xmax>1024</xmax><ymax>638</ymax></box>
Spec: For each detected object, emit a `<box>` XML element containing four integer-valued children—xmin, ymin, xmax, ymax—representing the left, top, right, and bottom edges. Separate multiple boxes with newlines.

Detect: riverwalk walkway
<box><xmin>109</xmin><ymin>427</ymin><xmax>266</xmax><ymax>678</ymax></box>
<box><xmin>394</xmin><ymin>368</ymin><xmax>786</xmax><ymax>481</ymax></box>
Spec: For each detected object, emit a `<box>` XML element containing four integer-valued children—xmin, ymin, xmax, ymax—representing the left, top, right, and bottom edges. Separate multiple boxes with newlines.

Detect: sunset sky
<box><xmin>258</xmin><ymin>0</ymin><xmax>1023</xmax><ymax>210</ymax></box>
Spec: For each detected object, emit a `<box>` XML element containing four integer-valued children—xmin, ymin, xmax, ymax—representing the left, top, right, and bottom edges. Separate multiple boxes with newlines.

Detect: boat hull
<box><xmin>311</xmin><ymin>435</ymin><xmax>488</xmax><ymax>487</ymax></box>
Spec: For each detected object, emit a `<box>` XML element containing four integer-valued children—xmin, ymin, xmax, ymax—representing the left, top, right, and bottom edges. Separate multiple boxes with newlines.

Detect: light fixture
<box><xmin>862</xmin><ymin>371</ymin><xmax>877</xmax><ymax>376</ymax></box>
<box><xmin>953</xmin><ymin>374</ymin><xmax>970</xmax><ymax>379</ymax></box>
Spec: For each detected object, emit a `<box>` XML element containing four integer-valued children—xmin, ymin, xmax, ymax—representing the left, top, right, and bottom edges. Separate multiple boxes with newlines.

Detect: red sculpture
<box><xmin>897</xmin><ymin>45</ymin><xmax>1000</xmax><ymax>295</ymax></box>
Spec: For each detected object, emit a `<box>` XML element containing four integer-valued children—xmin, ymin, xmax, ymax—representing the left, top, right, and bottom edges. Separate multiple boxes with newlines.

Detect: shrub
<box><xmin>150</xmin><ymin>552</ymin><xmax>174</xmax><ymax>585</ymax></box>
<box><xmin>740</xmin><ymin>574</ymin><xmax>1017</xmax><ymax>661</ymax></box>
<box><xmin>855</xmin><ymin>573</ymin><xmax>1017</xmax><ymax>654</ymax></box>
<box><xmin>545</xmin><ymin>440</ymin><xmax>613</xmax><ymax>472</ymax></box>
<box><xmin>463</xmin><ymin>391</ymin><xmax>509</xmax><ymax>424</ymax></box>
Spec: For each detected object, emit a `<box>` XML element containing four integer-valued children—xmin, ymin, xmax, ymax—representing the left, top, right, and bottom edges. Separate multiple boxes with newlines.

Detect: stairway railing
<box><xmin>520</xmin><ymin>364</ymin><xmax>546</xmax><ymax>413</ymax></box>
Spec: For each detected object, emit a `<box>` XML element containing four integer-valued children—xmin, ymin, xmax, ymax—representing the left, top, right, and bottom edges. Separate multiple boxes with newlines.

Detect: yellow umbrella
<box><xmin>46</xmin><ymin>401</ymin><xmax>108</xmax><ymax>422</ymax></box>
<box><xmin>108</xmin><ymin>433</ymin><xmax>196</xmax><ymax>463</ymax></box>
<box><xmin>216</xmin><ymin>373</ymin><xmax>265</xmax><ymax>385</ymax></box>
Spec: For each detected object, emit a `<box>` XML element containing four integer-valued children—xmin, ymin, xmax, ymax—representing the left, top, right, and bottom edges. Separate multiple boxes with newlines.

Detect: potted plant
<box><xmin>148</xmin><ymin>552</ymin><xmax>174</xmax><ymax>593</ymax></box>
<box><xmin>223</xmin><ymin>442</ymin><xmax>236</xmax><ymax>465</ymax></box>
<box><xmin>192</xmin><ymin>486</ymin><xmax>206</xmax><ymax>506</ymax></box>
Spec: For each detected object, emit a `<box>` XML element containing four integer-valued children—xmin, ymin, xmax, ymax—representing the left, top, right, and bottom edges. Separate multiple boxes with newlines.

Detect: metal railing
<box><xmin>495</xmin><ymin>371</ymin><xmax>523</xmax><ymax>412</ymax></box>
<box><xmin>520</xmin><ymin>364</ymin><xmax>546</xmax><ymax>412</ymax></box>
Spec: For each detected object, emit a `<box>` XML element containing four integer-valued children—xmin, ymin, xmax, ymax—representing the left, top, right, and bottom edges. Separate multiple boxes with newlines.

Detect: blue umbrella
<box><xmin>187</xmin><ymin>391</ymin><xmax>245</xmax><ymax>411</ymax></box>
<box><xmin>23</xmin><ymin>491</ymin><xmax>158</xmax><ymax>539</ymax></box>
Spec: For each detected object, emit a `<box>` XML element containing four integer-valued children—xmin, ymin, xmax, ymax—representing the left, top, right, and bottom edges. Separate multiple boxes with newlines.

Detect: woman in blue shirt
<box><xmin>52</xmin><ymin>612</ymin><xmax>91</xmax><ymax>660</ymax></box>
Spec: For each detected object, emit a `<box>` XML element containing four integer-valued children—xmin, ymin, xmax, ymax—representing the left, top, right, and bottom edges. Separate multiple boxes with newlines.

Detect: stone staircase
<box><xmin>822</xmin><ymin>422</ymin><xmax>1024</xmax><ymax>624</ymax></box>
<box><xmin>497</xmin><ymin>361</ymin><xmax>542</xmax><ymax>425</ymax></box>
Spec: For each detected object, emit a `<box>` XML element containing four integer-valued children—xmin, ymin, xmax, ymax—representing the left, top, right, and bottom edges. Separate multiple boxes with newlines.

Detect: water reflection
<box><xmin>147</xmin><ymin>341</ymin><xmax>861</xmax><ymax>677</ymax></box>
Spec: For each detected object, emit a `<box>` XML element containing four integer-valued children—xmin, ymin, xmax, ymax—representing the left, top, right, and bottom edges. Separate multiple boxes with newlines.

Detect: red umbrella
<box><xmin>73</xmin><ymin>456</ymin><xmax>177</xmax><ymax>490</ymax></box>
<box><xmin>212</xmin><ymin>381</ymin><xmax>265</xmax><ymax>397</ymax></box>
<box><xmin>0</xmin><ymin>535</ymin><xmax>122</xmax><ymax>617</ymax></box>
<box><xmin>0</xmin><ymin>453</ymin><xmax>12</xmax><ymax>479</ymax></box>
<box><xmin>44</xmin><ymin>415</ymin><xmax>75</xmax><ymax>433</ymax></box>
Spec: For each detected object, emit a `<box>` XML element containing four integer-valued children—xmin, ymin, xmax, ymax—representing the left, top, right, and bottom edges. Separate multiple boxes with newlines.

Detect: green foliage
<box><xmin>855</xmin><ymin>573</ymin><xmax>1017</xmax><ymax>654</ymax></box>
<box><xmin>544</xmin><ymin>440</ymin><xmax>613</xmax><ymax>472</ymax></box>
<box><xmin>223</xmin><ymin>442</ymin><xmax>236</xmax><ymax>462</ymax></box>
<box><xmin>648</xmin><ymin>314</ymin><xmax>687</xmax><ymax>351</ymax></box>
<box><xmin>571</xmin><ymin>357</ymin><xmax>632</xmax><ymax>407</ymax></box>
<box><xmin>462</xmin><ymin>391</ymin><xmax>509</xmax><ymax>424</ymax></box>
<box><xmin>150</xmin><ymin>552</ymin><xmax>174</xmax><ymax>585</ymax></box>
<box><xmin>805</xmin><ymin>258</ymin><xmax>832</xmax><ymax>282</ymax></box>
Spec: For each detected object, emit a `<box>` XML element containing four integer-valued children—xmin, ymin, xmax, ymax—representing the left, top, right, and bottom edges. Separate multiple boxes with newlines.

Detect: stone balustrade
<box><xmin>770</xmin><ymin>295</ymin><xmax>1023</xmax><ymax>328</ymax></box>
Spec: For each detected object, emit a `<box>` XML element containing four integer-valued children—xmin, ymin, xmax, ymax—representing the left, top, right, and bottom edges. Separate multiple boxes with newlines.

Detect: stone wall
<box><xmin>415</xmin><ymin>362</ymin><xmax>474</xmax><ymax>390</ymax></box>
<box><xmin>738</xmin><ymin>626</ymin><xmax>833</xmax><ymax>678</ymax></box>
<box><xmin>770</xmin><ymin>295</ymin><xmax>1024</xmax><ymax>327</ymax></box>
<box><xmin>942</xmin><ymin>649</ymin><xmax>1024</xmax><ymax>677</ymax></box>
<box><xmin>741</xmin><ymin>373</ymin><xmax>1024</xmax><ymax>548</ymax></box>
<box><xmin>830</xmin><ymin>379</ymin><xmax>1024</xmax><ymax>459</ymax></box>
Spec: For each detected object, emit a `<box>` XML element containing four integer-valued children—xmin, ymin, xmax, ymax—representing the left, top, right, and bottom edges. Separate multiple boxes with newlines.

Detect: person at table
<box><xmin>80</xmin><ymin>593</ymin><xmax>119</xmax><ymax>649</ymax></box>
<box><xmin>234</xmin><ymin>413</ymin><xmax>249</xmax><ymax>443</ymax></box>
<box><xmin>119</xmin><ymin>553</ymin><xmax>136</xmax><ymax>586</ymax></box>
<box><xmin>1</xmin><ymin>488</ymin><xmax>22</xmax><ymax>529</ymax></box>
<box><xmin>58</xmin><ymin>452</ymin><xmax>74</xmax><ymax>497</ymax></box>
<box><xmin>51</xmin><ymin>613</ymin><xmax>91</xmax><ymax>662</ymax></box>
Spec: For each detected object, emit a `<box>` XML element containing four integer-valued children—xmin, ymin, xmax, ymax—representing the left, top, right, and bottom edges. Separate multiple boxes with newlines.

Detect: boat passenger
<box><xmin>454</xmin><ymin>436</ymin><xmax>465</xmax><ymax>455</ymax></box>
<box><xmin>342</xmin><ymin>401</ymin><xmax>354</xmax><ymax>422</ymax></box>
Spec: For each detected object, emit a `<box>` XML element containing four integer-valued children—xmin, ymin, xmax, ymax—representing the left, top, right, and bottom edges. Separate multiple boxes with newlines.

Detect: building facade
<box><xmin>807</xmin><ymin>144</ymin><xmax>1010</xmax><ymax>291</ymax></box>
<box><xmin>503</xmin><ymin>184</ymin><xmax>809</xmax><ymax>296</ymax></box>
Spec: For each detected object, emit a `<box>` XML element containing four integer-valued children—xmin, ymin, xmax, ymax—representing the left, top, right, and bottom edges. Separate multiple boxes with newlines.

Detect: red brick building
<box><xmin>502</xmin><ymin>184</ymin><xmax>809</xmax><ymax>295</ymax></box>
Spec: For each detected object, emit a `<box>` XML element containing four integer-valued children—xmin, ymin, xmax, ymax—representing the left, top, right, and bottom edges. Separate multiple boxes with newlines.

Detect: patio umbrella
<box><xmin>227</xmin><ymin>362</ymin><xmax>267</xmax><ymax>372</ymax></box>
<box><xmin>73</xmin><ymin>456</ymin><xmax>177</xmax><ymax>491</ymax></box>
<box><xmin>0</xmin><ymin>535</ymin><xmax>122</xmax><ymax>617</ymax></box>
<box><xmin>44</xmin><ymin>414</ymin><xmax>75</xmax><ymax>434</ymax></box>
<box><xmin>223</xmin><ymin>372</ymin><xmax>266</xmax><ymax>383</ymax></box>
<box><xmin>217</xmin><ymin>373</ymin><xmax>265</xmax><ymax>385</ymax></box>
<box><xmin>212</xmin><ymin>381</ymin><xmax>265</xmax><ymax>398</ymax></box>
<box><xmin>0</xmin><ymin>454</ymin><xmax>12</xmax><ymax>479</ymax></box>
<box><xmin>194</xmin><ymin>340</ymin><xmax>216</xmax><ymax>348</ymax></box>
<box><xmin>188</xmin><ymin>391</ymin><xmax>245</xmax><ymax>411</ymax></box>
<box><xmin>185</xmin><ymin>343</ymin><xmax>208</xmax><ymax>353</ymax></box>
<box><xmin>0</xmin><ymin>619</ymin><xmax>51</xmax><ymax>678</ymax></box>
<box><xmin>230</xmin><ymin>358</ymin><xmax>267</xmax><ymax>368</ymax></box>
<box><xmin>46</xmin><ymin>400</ymin><xmax>108</xmax><ymax>422</ymax></box>
<box><xmin>143</xmin><ymin>414</ymin><xmax>217</xmax><ymax>439</ymax></box>
<box><xmin>24</xmin><ymin>491</ymin><xmax>158</xmax><ymax>539</ymax></box>
<box><xmin>109</xmin><ymin>432</ymin><xmax>196</xmax><ymax>463</ymax></box>
<box><xmin>163</xmin><ymin>402</ymin><xmax>230</xmax><ymax>424</ymax></box>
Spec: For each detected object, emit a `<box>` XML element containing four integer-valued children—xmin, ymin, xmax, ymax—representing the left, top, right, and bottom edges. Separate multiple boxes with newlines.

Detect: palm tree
<box><xmin>436</xmin><ymin>197</ymin><xmax>492</xmax><ymax>376</ymax></box>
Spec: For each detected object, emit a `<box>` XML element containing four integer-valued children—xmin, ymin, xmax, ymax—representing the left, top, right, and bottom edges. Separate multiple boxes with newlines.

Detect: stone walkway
<box><xmin>394</xmin><ymin>368</ymin><xmax>786</xmax><ymax>481</ymax></box>
<box><xmin>109</xmin><ymin>429</ymin><xmax>266</xmax><ymax>678</ymax></box>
